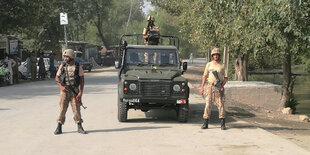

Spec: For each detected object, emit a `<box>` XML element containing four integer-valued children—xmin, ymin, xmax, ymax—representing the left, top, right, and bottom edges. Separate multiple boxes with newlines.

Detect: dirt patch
<box><xmin>184</xmin><ymin>65</ymin><xmax>310</xmax><ymax>151</ymax></box>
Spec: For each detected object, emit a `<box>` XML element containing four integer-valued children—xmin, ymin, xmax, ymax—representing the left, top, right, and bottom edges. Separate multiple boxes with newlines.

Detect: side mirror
<box><xmin>115</xmin><ymin>61</ymin><xmax>120</xmax><ymax>69</ymax></box>
<box><xmin>183</xmin><ymin>62</ymin><xmax>187</xmax><ymax>71</ymax></box>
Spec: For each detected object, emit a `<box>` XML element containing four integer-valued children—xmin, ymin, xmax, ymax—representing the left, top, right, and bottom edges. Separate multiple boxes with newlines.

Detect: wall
<box><xmin>225</xmin><ymin>81</ymin><xmax>283</xmax><ymax>111</ymax></box>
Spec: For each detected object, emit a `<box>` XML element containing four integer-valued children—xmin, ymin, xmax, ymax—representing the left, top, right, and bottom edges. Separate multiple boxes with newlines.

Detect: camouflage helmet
<box><xmin>211</xmin><ymin>48</ymin><xmax>221</xmax><ymax>56</ymax></box>
<box><xmin>147</xmin><ymin>15</ymin><xmax>155</xmax><ymax>22</ymax></box>
<box><xmin>63</xmin><ymin>49</ymin><xmax>76</xmax><ymax>59</ymax></box>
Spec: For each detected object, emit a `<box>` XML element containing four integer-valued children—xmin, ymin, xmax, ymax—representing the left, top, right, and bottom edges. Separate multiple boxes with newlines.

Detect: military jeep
<box><xmin>115</xmin><ymin>34</ymin><xmax>189</xmax><ymax>122</ymax></box>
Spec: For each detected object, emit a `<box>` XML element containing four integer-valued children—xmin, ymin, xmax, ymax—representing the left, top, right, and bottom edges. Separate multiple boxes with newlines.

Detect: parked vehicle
<box><xmin>75</xmin><ymin>57</ymin><xmax>93</xmax><ymax>72</ymax></box>
<box><xmin>115</xmin><ymin>34</ymin><xmax>189</xmax><ymax>122</ymax></box>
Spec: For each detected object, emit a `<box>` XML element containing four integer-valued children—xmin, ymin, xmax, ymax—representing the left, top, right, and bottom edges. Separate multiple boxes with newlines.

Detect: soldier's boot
<box><xmin>77</xmin><ymin>123</ymin><xmax>87</xmax><ymax>134</ymax></box>
<box><xmin>221</xmin><ymin>118</ymin><xmax>226</xmax><ymax>130</ymax></box>
<box><xmin>54</xmin><ymin>123</ymin><xmax>62</xmax><ymax>135</ymax></box>
<box><xmin>201</xmin><ymin>119</ymin><xmax>208</xmax><ymax>129</ymax></box>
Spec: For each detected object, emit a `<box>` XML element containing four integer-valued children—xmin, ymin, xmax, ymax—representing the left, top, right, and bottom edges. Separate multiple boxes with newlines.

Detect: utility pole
<box><xmin>60</xmin><ymin>12</ymin><xmax>69</xmax><ymax>49</ymax></box>
<box><xmin>64</xmin><ymin>25</ymin><xmax>68</xmax><ymax>48</ymax></box>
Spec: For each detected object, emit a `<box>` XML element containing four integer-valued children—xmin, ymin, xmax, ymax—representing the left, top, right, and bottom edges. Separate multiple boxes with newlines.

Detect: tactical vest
<box><xmin>59</xmin><ymin>62</ymin><xmax>80</xmax><ymax>87</ymax></box>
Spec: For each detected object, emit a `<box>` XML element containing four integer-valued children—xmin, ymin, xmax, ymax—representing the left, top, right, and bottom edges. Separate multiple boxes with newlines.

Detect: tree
<box><xmin>155</xmin><ymin>0</ymin><xmax>310</xmax><ymax>108</ymax></box>
<box><xmin>2</xmin><ymin>0</ymin><xmax>146</xmax><ymax>50</ymax></box>
<box><xmin>0</xmin><ymin>0</ymin><xmax>27</xmax><ymax>34</ymax></box>
<box><xmin>76</xmin><ymin>0</ymin><xmax>145</xmax><ymax>47</ymax></box>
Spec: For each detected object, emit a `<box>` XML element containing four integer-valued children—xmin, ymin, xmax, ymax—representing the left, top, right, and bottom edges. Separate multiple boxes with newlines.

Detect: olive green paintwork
<box><xmin>118</xmin><ymin>44</ymin><xmax>189</xmax><ymax>103</ymax></box>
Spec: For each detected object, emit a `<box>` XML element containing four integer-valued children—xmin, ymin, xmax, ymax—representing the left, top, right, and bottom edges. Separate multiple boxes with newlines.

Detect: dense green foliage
<box><xmin>154</xmin><ymin>0</ymin><xmax>310</xmax><ymax>71</ymax></box>
<box><xmin>1</xmin><ymin>0</ymin><xmax>145</xmax><ymax>50</ymax></box>
<box><xmin>154</xmin><ymin>0</ymin><xmax>310</xmax><ymax>108</ymax></box>
<box><xmin>149</xmin><ymin>8</ymin><xmax>197</xmax><ymax>58</ymax></box>
<box><xmin>2</xmin><ymin>0</ymin><xmax>309</xmax><ymax>71</ymax></box>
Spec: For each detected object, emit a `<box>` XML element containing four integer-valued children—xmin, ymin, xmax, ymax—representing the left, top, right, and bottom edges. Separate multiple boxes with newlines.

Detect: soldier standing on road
<box><xmin>12</xmin><ymin>54</ymin><xmax>21</xmax><ymax>84</ymax></box>
<box><xmin>38</xmin><ymin>53</ymin><xmax>46</xmax><ymax>80</ymax></box>
<box><xmin>49</xmin><ymin>53</ymin><xmax>56</xmax><ymax>78</ymax></box>
<box><xmin>189</xmin><ymin>53</ymin><xmax>194</xmax><ymax>64</ymax></box>
<box><xmin>54</xmin><ymin>49</ymin><xmax>86</xmax><ymax>135</ymax></box>
<box><xmin>200</xmin><ymin>48</ymin><xmax>228</xmax><ymax>130</ymax></box>
<box><xmin>25</xmin><ymin>53</ymin><xmax>31</xmax><ymax>77</ymax></box>
<box><xmin>30</xmin><ymin>51</ymin><xmax>37</xmax><ymax>81</ymax></box>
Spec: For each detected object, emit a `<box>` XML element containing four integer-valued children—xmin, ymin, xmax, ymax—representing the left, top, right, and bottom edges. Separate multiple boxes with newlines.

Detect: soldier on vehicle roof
<box><xmin>200</xmin><ymin>48</ymin><xmax>228</xmax><ymax>130</ymax></box>
<box><xmin>54</xmin><ymin>49</ymin><xmax>87</xmax><ymax>135</ymax></box>
<box><xmin>142</xmin><ymin>16</ymin><xmax>160</xmax><ymax>45</ymax></box>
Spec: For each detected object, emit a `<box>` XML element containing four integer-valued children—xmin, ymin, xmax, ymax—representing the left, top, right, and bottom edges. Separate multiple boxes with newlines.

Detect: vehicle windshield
<box><xmin>125</xmin><ymin>49</ymin><xmax>178</xmax><ymax>66</ymax></box>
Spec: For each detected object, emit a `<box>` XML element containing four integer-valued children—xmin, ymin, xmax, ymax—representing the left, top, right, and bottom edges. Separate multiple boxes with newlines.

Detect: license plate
<box><xmin>123</xmin><ymin>98</ymin><xmax>140</xmax><ymax>103</ymax></box>
<box><xmin>177</xmin><ymin>99</ymin><xmax>186</xmax><ymax>104</ymax></box>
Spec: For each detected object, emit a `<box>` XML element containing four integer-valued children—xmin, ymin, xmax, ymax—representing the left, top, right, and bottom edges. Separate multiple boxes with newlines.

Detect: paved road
<box><xmin>183</xmin><ymin>58</ymin><xmax>207</xmax><ymax>67</ymax></box>
<box><xmin>0</xmin><ymin>67</ymin><xmax>309</xmax><ymax>155</ymax></box>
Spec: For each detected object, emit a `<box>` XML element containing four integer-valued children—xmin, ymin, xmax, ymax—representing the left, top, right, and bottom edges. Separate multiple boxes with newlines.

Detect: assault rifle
<box><xmin>145</xmin><ymin>20</ymin><xmax>152</xmax><ymax>35</ymax></box>
<box><xmin>65</xmin><ymin>85</ymin><xmax>87</xmax><ymax>109</ymax></box>
<box><xmin>212</xmin><ymin>71</ymin><xmax>224</xmax><ymax>98</ymax></box>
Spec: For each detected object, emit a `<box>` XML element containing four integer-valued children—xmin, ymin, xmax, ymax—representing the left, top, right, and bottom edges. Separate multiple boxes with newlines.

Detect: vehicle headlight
<box><xmin>173</xmin><ymin>84</ymin><xmax>181</xmax><ymax>92</ymax></box>
<box><xmin>129</xmin><ymin>83</ymin><xmax>137</xmax><ymax>91</ymax></box>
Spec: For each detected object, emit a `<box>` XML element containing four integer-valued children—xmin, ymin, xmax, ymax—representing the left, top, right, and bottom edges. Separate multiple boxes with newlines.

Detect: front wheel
<box><xmin>177</xmin><ymin>102</ymin><xmax>189</xmax><ymax>123</ymax></box>
<box><xmin>118</xmin><ymin>99</ymin><xmax>128</xmax><ymax>122</ymax></box>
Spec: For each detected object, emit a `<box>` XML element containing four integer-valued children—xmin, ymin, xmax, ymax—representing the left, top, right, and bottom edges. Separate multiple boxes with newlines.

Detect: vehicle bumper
<box><xmin>121</xmin><ymin>98</ymin><xmax>188</xmax><ymax>104</ymax></box>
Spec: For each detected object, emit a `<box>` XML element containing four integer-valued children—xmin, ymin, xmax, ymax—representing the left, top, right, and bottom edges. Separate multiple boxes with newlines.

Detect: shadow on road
<box><xmin>122</xmin><ymin>102</ymin><xmax>256</xmax><ymax>127</ymax></box>
<box><xmin>86</xmin><ymin>126</ymin><xmax>171</xmax><ymax>133</ymax></box>
<box><xmin>260</xmin><ymin>126</ymin><xmax>309</xmax><ymax>131</ymax></box>
<box><xmin>0</xmin><ymin>69</ymin><xmax>118</xmax><ymax>100</ymax></box>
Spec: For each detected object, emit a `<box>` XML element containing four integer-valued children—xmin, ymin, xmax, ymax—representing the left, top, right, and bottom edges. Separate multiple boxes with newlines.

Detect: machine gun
<box><xmin>65</xmin><ymin>85</ymin><xmax>87</xmax><ymax>109</ymax></box>
<box><xmin>212</xmin><ymin>71</ymin><xmax>224</xmax><ymax>98</ymax></box>
<box><xmin>145</xmin><ymin>20</ymin><xmax>151</xmax><ymax>34</ymax></box>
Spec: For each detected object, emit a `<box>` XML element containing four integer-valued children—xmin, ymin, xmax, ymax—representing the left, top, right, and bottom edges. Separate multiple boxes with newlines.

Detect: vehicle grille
<box><xmin>140</xmin><ymin>81</ymin><xmax>171</xmax><ymax>96</ymax></box>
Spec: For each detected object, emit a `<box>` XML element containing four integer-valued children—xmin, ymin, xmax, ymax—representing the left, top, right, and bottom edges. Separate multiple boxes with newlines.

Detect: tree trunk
<box><xmin>234</xmin><ymin>53</ymin><xmax>248</xmax><ymax>81</ymax></box>
<box><xmin>95</xmin><ymin>23</ymin><xmax>109</xmax><ymax>49</ymax></box>
<box><xmin>94</xmin><ymin>3</ymin><xmax>109</xmax><ymax>49</ymax></box>
<box><xmin>205</xmin><ymin>48</ymin><xmax>211</xmax><ymax>62</ymax></box>
<box><xmin>223</xmin><ymin>46</ymin><xmax>230</xmax><ymax>76</ymax></box>
<box><xmin>280</xmin><ymin>51</ymin><xmax>294</xmax><ymax>108</ymax></box>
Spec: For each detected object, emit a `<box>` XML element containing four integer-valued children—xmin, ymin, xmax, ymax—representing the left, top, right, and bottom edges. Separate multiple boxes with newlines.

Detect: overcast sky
<box><xmin>142</xmin><ymin>0</ymin><xmax>154</xmax><ymax>16</ymax></box>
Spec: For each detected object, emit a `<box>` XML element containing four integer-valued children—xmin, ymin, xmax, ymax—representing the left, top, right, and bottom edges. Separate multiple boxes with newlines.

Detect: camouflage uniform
<box><xmin>202</xmin><ymin>61</ymin><xmax>227</xmax><ymax>119</ymax></box>
<box><xmin>54</xmin><ymin>49</ymin><xmax>86</xmax><ymax>135</ymax></box>
<box><xmin>30</xmin><ymin>53</ymin><xmax>37</xmax><ymax>81</ymax></box>
<box><xmin>201</xmin><ymin>48</ymin><xmax>228</xmax><ymax>130</ymax></box>
<box><xmin>142</xmin><ymin>16</ymin><xmax>160</xmax><ymax>45</ymax></box>
<box><xmin>56</xmin><ymin>64</ymin><xmax>84</xmax><ymax>124</ymax></box>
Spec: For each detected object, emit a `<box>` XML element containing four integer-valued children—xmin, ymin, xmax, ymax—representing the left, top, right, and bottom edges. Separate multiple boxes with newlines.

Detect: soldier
<box><xmin>38</xmin><ymin>52</ymin><xmax>46</xmax><ymax>80</ymax></box>
<box><xmin>142</xmin><ymin>16</ymin><xmax>160</xmax><ymax>45</ymax></box>
<box><xmin>189</xmin><ymin>53</ymin><xmax>194</xmax><ymax>64</ymax></box>
<box><xmin>200</xmin><ymin>48</ymin><xmax>228</xmax><ymax>130</ymax></box>
<box><xmin>30</xmin><ymin>51</ymin><xmax>37</xmax><ymax>81</ymax></box>
<box><xmin>54</xmin><ymin>49</ymin><xmax>86</xmax><ymax>135</ymax></box>
<box><xmin>12</xmin><ymin>54</ymin><xmax>20</xmax><ymax>84</ymax></box>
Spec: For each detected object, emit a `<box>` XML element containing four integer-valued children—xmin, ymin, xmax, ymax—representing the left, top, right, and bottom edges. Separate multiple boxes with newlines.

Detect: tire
<box><xmin>118</xmin><ymin>99</ymin><xmax>128</xmax><ymax>122</ymax></box>
<box><xmin>177</xmin><ymin>102</ymin><xmax>189</xmax><ymax>123</ymax></box>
